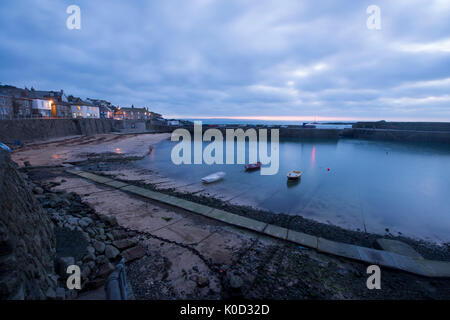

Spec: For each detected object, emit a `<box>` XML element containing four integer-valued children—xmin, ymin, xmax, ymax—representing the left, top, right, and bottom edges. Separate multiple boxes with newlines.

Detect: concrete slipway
<box><xmin>66</xmin><ymin>169</ymin><xmax>450</xmax><ymax>278</ymax></box>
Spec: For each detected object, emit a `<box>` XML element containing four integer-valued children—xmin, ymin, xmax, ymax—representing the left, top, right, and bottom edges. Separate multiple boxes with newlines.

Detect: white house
<box><xmin>32</xmin><ymin>99</ymin><xmax>52</xmax><ymax>117</ymax></box>
<box><xmin>71</xmin><ymin>104</ymin><xmax>100</xmax><ymax>118</ymax></box>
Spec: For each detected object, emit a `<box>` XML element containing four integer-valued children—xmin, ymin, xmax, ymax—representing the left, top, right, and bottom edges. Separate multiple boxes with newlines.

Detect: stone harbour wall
<box><xmin>0</xmin><ymin>119</ymin><xmax>117</xmax><ymax>143</ymax></box>
<box><xmin>0</xmin><ymin>151</ymin><xmax>56</xmax><ymax>299</ymax></box>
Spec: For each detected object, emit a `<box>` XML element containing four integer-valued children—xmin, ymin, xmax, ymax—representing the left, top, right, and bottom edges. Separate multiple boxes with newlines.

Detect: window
<box><xmin>0</xmin><ymin>98</ymin><xmax>5</xmax><ymax>105</ymax></box>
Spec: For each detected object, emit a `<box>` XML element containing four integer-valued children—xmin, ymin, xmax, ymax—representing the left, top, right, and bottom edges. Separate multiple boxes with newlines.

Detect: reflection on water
<box><xmin>137</xmin><ymin>138</ymin><xmax>450</xmax><ymax>242</ymax></box>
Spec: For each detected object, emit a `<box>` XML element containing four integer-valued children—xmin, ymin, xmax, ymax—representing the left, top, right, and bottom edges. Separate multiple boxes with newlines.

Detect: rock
<box><xmin>81</xmin><ymin>265</ymin><xmax>91</xmax><ymax>280</ymax></box>
<box><xmin>23</xmin><ymin>161</ymin><xmax>31</xmax><ymax>167</ymax></box>
<box><xmin>97</xmin><ymin>262</ymin><xmax>115</xmax><ymax>280</ymax></box>
<box><xmin>83</xmin><ymin>252</ymin><xmax>96</xmax><ymax>262</ymax></box>
<box><xmin>86</xmin><ymin>245</ymin><xmax>95</xmax><ymax>255</ymax></box>
<box><xmin>192</xmin><ymin>266</ymin><xmax>199</xmax><ymax>272</ymax></box>
<box><xmin>100</xmin><ymin>215</ymin><xmax>118</xmax><ymax>226</ymax></box>
<box><xmin>96</xmin><ymin>255</ymin><xmax>108</xmax><ymax>265</ymax></box>
<box><xmin>196</xmin><ymin>276</ymin><xmax>210</xmax><ymax>288</ymax></box>
<box><xmin>113</xmin><ymin>238</ymin><xmax>137</xmax><ymax>250</ymax></box>
<box><xmin>81</xmin><ymin>232</ymin><xmax>90</xmax><ymax>242</ymax></box>
<box><xmin>229</xmin><ymin>275</ymin><xmax>243</xmax><ymax>289</ymax></box>
<box><xmin>67</xmin><ymin>217</ymin><xmax>79</xmax><ymax>226</ymax></box>
<box><xmin>87</xmin><ymin>227</ymin><xmax>97</xmax><ymax>236</ymax></box>
<box><xmin>32</xmin><ymin>187</ymin><xmax>44</xmax><ymax>195</ymax></box>
<box><xmin>87</xmin><ymin>261</ymin><xmax>96</xmax><ymax>271</ymax></box>
<box><xmin>79</xmin><ymin>217</ymin><xmax>93</xmax><ymax>228</ymax></box>
<box><xmin>105</xmin><ymin>245</ymin><xmax>120</xmax><ymax>260</ymax></box>
<box><xmin>93</xmin><ymin>241</ymin><xmax>105</xmax><ymax>254</ymax></box>
<box><xmin>122</xmin><ymin>246</ymin><xmax>145</xmax><ymax>262</ymax></box>
<box><xmin>112</xmin><ymin>229</ymin><xmax>128</xmax><ymax>240</ymax></box>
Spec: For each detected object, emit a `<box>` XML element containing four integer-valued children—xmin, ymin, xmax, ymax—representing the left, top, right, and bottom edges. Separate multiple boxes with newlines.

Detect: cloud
<box><xmin>0</xmin><ymin>0</ymin><xmax>449</xmax><ymax>121</ymax></box>
<box><xmin>394</xmin><ymin>38</ymin><xmax>450</xmax><ymax>53</ymax></box>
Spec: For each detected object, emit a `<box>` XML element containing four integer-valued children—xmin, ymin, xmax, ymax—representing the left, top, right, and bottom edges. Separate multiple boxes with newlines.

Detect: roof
<box><xmin>68</xmin><ymin>96</ymin><xmax>94</xmax><ymax>106</ymax></box>
<box><xmin>118</xmin><ymin>107</ymin><xmax>148</xmax><ymax>112</ymax></box>
<box><xmin>0</xmin><ymin>85</ymin><xmax>58</xmax><ymax>100</ymax></box>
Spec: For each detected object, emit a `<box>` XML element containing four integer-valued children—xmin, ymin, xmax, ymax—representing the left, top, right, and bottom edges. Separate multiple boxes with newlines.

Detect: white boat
<box><xmin>287</xmin><ymin>170</ymin><xmax>303</xmax><ymax>180</ymax></box>
<box><xmin>201</xmin><ymin>171</ymin><xmax>226</xmax><ymax>184</ymax></box>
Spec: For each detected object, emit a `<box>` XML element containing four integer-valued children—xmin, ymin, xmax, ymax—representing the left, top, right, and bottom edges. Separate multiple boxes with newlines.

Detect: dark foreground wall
<box><xmin>0</xmin><ymin>151</ymin><xmax>56</xmax><ymax>299</ymax></box>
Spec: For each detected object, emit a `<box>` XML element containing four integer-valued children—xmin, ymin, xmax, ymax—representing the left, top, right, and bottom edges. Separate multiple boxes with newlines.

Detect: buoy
<box><xmin>327</xmin><ymin>168</ymin><xmax>330</xmax><ymax>171</ymax></box>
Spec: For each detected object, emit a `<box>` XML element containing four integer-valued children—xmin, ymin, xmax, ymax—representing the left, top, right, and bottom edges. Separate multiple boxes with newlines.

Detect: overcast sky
<box><xmin>0</xmin><ymin>0</ymin><xmax>449</xmax><ymax>121</ymax></box>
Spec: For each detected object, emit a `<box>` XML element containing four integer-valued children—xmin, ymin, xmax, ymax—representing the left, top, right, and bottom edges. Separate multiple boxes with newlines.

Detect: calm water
<box><xmin>137</xmin><ymin>138</ymin><xmax>450</xmax><ymax>243</ymax></box>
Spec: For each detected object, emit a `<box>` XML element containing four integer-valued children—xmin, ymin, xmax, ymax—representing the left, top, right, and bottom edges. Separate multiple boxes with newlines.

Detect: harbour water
<box><xmin>137</xmin><ymin>137</ymin><xmax>450</xmax><ymax>243</ymax></box>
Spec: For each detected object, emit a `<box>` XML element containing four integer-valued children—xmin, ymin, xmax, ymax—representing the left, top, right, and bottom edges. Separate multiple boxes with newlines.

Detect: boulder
<box><xmin>105</xmin><ymin>245</ymin><xmax>120</xmax><ymax>260</ymax></box>
<box><xmin>196</xmin><ymin>276</ymin><xmax>210</xmax><ymax>288</ymax></box>
<box><xmin>97</xmin><ymin>262</ymin><xmax>115</xmax><ymax>280</ymax></box>
<box><xmin>93</xmin><ymin>241</ymin><xmax>105</xmax><ymax>254</ymax></box>
<box><xmin>112</xmin><ymin>238</ymin><xmax>137</xmax><ymax>251</ymax></box>
<box><xmin>122</xmin><ymin>246</ymin><xmax>145</xmax><ymax>262</ymax></box>
<box><xmin>79</xmin><ymin>217</ymin><xmax>93</xmax><ymax>228</ymax></box>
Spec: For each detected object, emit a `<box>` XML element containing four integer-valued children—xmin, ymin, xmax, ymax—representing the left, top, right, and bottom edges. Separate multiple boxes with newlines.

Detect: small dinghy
<box><xmin>287</xmin><ymin>170</ymin><xmax>303</xmax><ymax>180</ymax></box>
<box><xmin>201</xmin><ymin>171</ymin><xmax>226</xmax><ymax>184</ymax></box>
<box><xmin>245</xmin><ymin>162</ymin><xmax>262</xmax><ymax>171</ymax></box>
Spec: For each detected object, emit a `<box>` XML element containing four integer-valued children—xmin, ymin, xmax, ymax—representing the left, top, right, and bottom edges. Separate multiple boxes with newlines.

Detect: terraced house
<box><xmin>0</xmin><ymin>92</ymin><xmax>14</xmax><ymax>119</ymax></box>
<box><xmin>87</xmin><ymin>98</ymin><xmax>116</xmax><ymax>119</ymax></box>
<box><xmin>69</xmin><ymin>96</ymin><xmax>100</xmax><ymax>119</ymax></box>
<box><xmin>0</xmin><ymin>85</ymin><xmax>73</xmax><ymax>118</ymax></box>
<box><xmin>114</xmin><ymin>106</ymin><xmax>150</xmax><ymax>120</ymax></box>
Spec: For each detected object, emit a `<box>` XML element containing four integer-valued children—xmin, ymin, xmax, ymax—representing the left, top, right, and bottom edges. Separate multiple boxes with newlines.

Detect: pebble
<box><xmin>93</xmin><ymin>241</ymin><xmax>106</xmax><ymax>254</ymax></box>
<box><xmin>105</xmin><ymin>245</ymin><xmax>120</xmax><ymax>260</ymax></box>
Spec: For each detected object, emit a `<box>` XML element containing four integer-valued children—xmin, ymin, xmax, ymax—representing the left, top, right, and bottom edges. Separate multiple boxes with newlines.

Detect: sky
<box><xmin>0</xmin><ymin>0</ymin><xmax>449</xmax><ymax>121</ymax></box>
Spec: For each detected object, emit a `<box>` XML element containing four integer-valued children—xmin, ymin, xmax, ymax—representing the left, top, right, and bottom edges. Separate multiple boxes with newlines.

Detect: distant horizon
<box><xmin>166</xmin><ymin>115</ymin><xmax>450</xmax><ymax>123</ymax></box>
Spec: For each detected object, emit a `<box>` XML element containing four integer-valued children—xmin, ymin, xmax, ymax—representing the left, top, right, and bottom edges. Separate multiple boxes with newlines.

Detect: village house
<box><xmin>87</xmin><ymin>98</ymin><xmax>115</xmax><ymax>119</ymax></box>
<box><xmin>0</xmin><ymin>84</ymin><xmax>166</xmax><ymax>122</ymax></box>
<box><xmin>0</xmin><ymin>86</ymin><xmax>33</xmax><ymax>118</ymax></box>
<box><xmin>114</xmin><ymin>106</ymin><xmax>150</xmax><ymax>120</ymax></box>
<box><xmin>0</xmin><ymin>85</ymin><xmax>74</xmax><ymax>118</ymax></box>
<box><xmin>69</xmin><ymin>96</ymin><xmax>100</xmax><ymax>119</ymax></box>
<box><xmin>34</xmin><ymin>89</ymin><xmax>72</xmax><ymax>118</ymax></box>
<box><xmin>0</xmin><ymin>93</ymin><xmax>14</xmax><ymax>119</ymax></box>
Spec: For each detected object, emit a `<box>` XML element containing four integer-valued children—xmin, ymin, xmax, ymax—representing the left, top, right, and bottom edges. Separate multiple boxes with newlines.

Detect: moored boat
<box><xmin>287</xmin><ymin>170</ymin><xmax>303</xmax><ymax>180</ymax></box>
<box><xmin>245</xmin><ymin>162</ymin><xmax>262</xmax><ymax>171</ymax></box>
<box><xmin>201</xmin><ymin>171</ymin><xmax>226</xmax><ymax>184</ymax></box>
